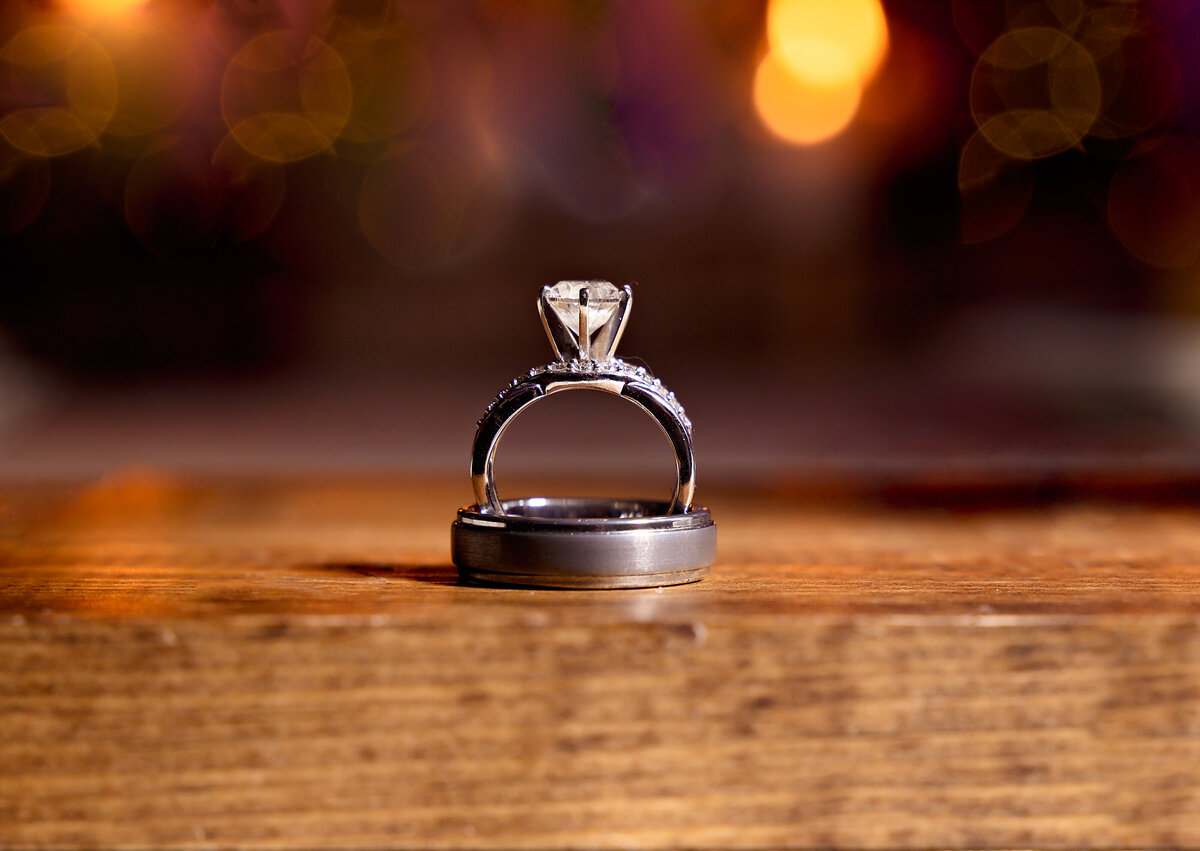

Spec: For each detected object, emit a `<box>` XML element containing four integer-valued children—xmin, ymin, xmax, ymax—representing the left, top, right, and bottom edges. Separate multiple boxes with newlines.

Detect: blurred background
<box><xmin>2</xmin><ymin>0</ymin><xmax>1199</xmax><ymax>500</ymax></box>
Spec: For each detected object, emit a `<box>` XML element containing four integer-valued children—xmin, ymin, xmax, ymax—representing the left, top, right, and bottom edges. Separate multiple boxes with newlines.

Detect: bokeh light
<box><xmin>958</xmin><ymin>129</ymin><xmax>1034</xmax><ymax>244</ymax></box>
<box><xmin>1108</xmin><ymin>137</ymin><xmax>1200</xmax><ymax>269</ymax></box>
<box><xmin>0</xmin><ymin>25</ymin><xmax>118</xmax><ymax>158</ymax></box>
<box><xmin>756</xmin><ymin>0</ymin><xmax>888</xmax><ymax>146</ymax></box>
<box><xmin>970</xmin><ymin>27</ymin><xmax>1101</xmax><ymax>160</ymax></box>
<box><xmin>1089</xmin><ymin>29</ymin><xmax>1182</xmax><ymax>140</ymax></box>
<box><xmin>753</xmin><ymin>52</ymin><xmax>861</xmax><ymax>146</ymax></box>
<box><xmin>221</xmin><ymin>31</ymin><xmax>352</xmax><ymax>163</ymax></box>
<box><xmin>767</xmin><ymin>0</ymin><xmax>888</xmax><ymax>87</ymax></box>
<box><xmin>958</xmin><ymin>0</ymin><xmax>1188</xmax><ymax>248</ymax></box>
<box><xmin>330</xmin><ymin>18</ymin><xmax>431</xmax><ymax>146</ymax></box>
<box><xmin>0</xmin><ymin>0</ymin><xmax>1194</xmax><ymax>373</ymax></box>
<box><xmin>61</xmin><ymin>0</ymin><xmax>147</xmax><ymax>21</ymax></box>
<box><xmin>211</xmin><ymin>134</ymin><xmax>287</xmax><ymax>244</ymax></box>
<box><xmin>0</xmin><ymin>141</ymin><xmax>51</xmax><ymax>237</ymax></box>
<box><xmin>99</xmin><ymin>17</ymin><xmax>198</xmax><ymax>139</ymax></box>
<box><xmin>1074</xmin><ymin>0</ymin><xmax>1139</xmax><ymax>60</ymax></box>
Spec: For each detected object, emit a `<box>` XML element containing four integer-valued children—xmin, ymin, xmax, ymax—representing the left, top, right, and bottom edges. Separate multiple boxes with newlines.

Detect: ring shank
<box><xmin>470</xmin><ymin>365</ymin><xmax>696</xmax><ymax>516</ymax></box>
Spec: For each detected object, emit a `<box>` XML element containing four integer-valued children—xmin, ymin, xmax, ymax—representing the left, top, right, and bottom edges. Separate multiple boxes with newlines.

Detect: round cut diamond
<box><xmin>545</xmin><ymin>281</ymin><xmax>621</xmax><ymax>331</ymax></box>
<box><xmin>539</xmin><ymin>280</ymin><xmax>630</xmax><ymax>362</ymax></box>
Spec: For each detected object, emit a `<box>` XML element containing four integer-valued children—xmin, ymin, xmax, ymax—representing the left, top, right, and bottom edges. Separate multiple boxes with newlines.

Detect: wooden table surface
<box><xmin>1</xmin><ymin>472</ymin><xmax>1198</xmax><ymax>848</ymax></box>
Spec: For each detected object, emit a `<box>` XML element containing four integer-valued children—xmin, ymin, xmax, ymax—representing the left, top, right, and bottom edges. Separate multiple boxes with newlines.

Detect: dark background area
<box><xmin>2</xmin><ymin>0</ymin><xmax>1199</xmax><ymax>495</ymax></box>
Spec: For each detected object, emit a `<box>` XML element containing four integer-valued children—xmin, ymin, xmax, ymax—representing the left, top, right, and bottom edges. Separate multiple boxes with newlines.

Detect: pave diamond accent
<box><xmin>539</xmin><ymin>280</ymin><xmax>631</xmax><ymax>362</ymax></box>
<box><xmin>476</xmin><ymin>358</ymin><xmax>692</xmax><ymax>434</ymax></box>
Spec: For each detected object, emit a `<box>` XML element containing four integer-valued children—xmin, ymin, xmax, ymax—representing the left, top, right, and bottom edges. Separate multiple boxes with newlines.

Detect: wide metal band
<box><xmin>452</xmin><ymin>498</ymin><xmax>716</xmax><ymax>589</ymax></box>
<box><xmin>470</xmin><ymin>360</ymin><xmax>696</xmax><ymax>515</ymax></box>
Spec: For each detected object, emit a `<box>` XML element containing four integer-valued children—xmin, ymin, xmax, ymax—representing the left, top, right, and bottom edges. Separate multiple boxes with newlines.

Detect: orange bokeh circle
<box><xmin>753</xmin><ymin>51</ymin><xmax>862</xmax><ymax>146</ymax></box>
<box><xmin>221</xmin><ymin>31</ymin><xmax>352</xmax><ymax>163</ymax></box>
<box><xmin>970</xmin><ymin>27</ymin><xmax>1101</xmax><ymax>159</ymax></box>
<box><xmin>0</xmin><ymin>25</ymin><xmax>119</xmax><ymax>157</ymax></box>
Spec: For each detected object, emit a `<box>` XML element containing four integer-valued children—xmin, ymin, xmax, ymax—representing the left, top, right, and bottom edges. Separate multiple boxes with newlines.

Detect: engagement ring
<box><xmin>451</xmin><ymin>281</ymin><xmax>716</xmax><ymax>589</ymax></box>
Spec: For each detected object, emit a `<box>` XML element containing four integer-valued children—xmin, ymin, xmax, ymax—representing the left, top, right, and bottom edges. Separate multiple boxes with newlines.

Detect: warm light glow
<box><xmin>754</xmin><ymin>52</ymin><xmax>861</xmax><ymax>146</ymax></box>
<box><xmin>0</xmin><ymin>26</ymin><xmax>118</xmax><ymax>158</ymax></box>
<box><xmin>969</xmin><ymin>27</ymin><xmax>1101</xmax><ymax>160</ymax></box>
<box><xmin>767</xmin><ymin>0</ymin><xmax>888</xmax><ymax>87</ymax></box>
<box><xmin>221</xmin><ymin>32</ymin><xmax>352</xmax><ymax>163</ymax></box>
<box><xmin>62</xmin><ymin>0</ymin><xmax>146</xmax><ymax>20</ymax></box>
<box><xmin>101</xmin><ymin>18</ymin><xmax>199</xmax><ymax>138</ymax></box>
<box><xmin>756</xmin><ymin>0</ymin><xmax>888</xmax><ymax>145</ymax></box>
<box><xmin>331</xmin><ymin>21</ymin><xmax>432</xmax><ymax>144</ymax></box>
<box><xmin>1108</xmin><ymin>138</ymin><xmax>1200</xmax><ymax>269</ymax></box>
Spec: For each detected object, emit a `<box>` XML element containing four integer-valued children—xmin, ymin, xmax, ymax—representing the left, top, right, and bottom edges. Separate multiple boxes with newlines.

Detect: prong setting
<box><xmin>539</xmin><ymin>281</ymin><xmax>629</xmax><ymax>364</ymax></box>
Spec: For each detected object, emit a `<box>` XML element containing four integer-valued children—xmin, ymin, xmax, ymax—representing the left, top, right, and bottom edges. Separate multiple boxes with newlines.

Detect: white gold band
<box><xmin>470</xmin><ymin>359</ymin><xmax>696</xmax><ymax>516</ymax></box>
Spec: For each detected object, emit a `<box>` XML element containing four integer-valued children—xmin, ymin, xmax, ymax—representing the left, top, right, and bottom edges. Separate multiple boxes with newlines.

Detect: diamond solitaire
<box><xmin>539</xmin><ymin>280</ymin><xmax>631</xmax><ymax>362</ymax></box>
<box><xmin>545</xmin><ymin>280</ymin><xmax>621</xmax><ymax>327</ymax></box>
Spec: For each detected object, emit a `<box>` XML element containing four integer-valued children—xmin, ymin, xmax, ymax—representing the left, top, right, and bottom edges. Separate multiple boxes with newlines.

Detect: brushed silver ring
<box><xmin>452</xmin><ymin>498</ymin><xmax>715</xmax><ymax>589</ymax></box>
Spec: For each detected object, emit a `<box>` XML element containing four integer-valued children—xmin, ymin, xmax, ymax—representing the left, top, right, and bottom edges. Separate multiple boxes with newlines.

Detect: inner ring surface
<box><xmin>503</xmin><ymin>497</ymin><xmax>672</xmax><ymax>520</ymax></box>
<box><xmin>457</xmin><ymin>497</ymin><xmax>713</xmax><ymax>531</ymax></box>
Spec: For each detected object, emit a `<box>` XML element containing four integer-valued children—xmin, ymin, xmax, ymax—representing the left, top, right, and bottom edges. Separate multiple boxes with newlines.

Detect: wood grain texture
<box><xmin>1</xmin><ymin>473</ymin><xmax>1199</xmax><ymax>848</ymax></box>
